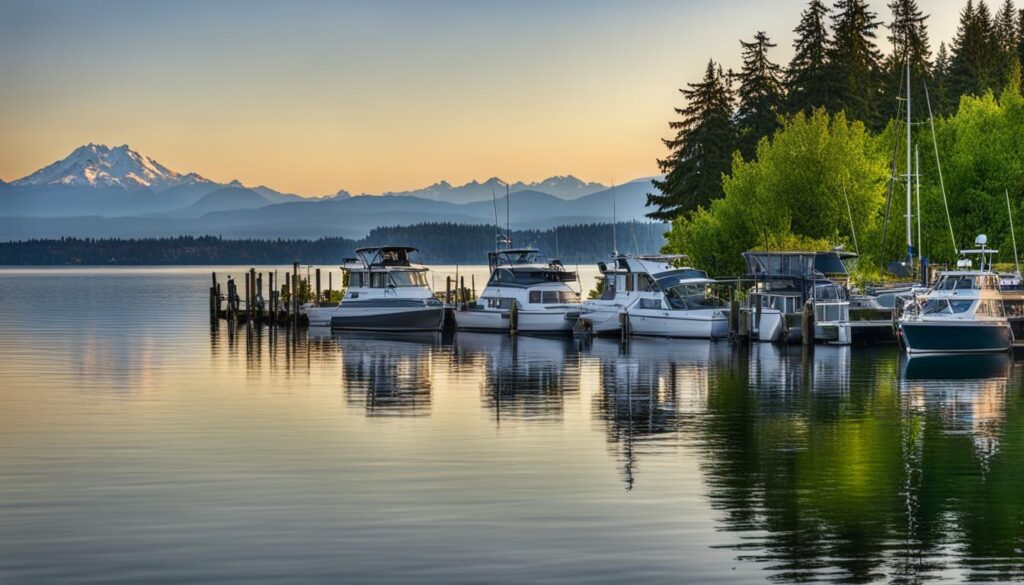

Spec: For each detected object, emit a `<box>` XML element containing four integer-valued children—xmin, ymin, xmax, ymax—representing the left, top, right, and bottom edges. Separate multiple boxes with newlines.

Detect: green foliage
<box><xmin>664</xmin><ymin>110</ymin><xmax>887</xmax><ymax>275</ymax></box>
<box><xmin>587</xmin><ymin>275</ymin><xmax>605</xmax><ymax>299</ymax></box>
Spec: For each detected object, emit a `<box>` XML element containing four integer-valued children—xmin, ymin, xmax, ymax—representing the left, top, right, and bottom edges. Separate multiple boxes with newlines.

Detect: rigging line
<box><xmin>922</xmin><ymin>79</ymin><xmax>958</xmax><ymax>256</ymax></box>
<box><xmin>915</xmin><ymin>144</ymin><xmax>922</xmax><ymax>264</ymax></box>
<box><xmin>1007</xmin><ymin>189</ymin><xmax>1020</xmax><ymax>276</ymax></box>
<box><xmin>842</xmin><ymin>182</ymin><xmax>859</xmax><ymax>256</ymax></box>
<box><xmin>880</xmin><ymin>55</ymin><xmax>908</xmax><ymax>264</ymax></box>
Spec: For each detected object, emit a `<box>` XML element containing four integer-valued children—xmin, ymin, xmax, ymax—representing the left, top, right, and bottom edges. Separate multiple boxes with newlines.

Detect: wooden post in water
<box><xmin>315</xmin><ymin>268</ymin><xmax>321</xmax><ymax>306</ymax></box>
<box><xmin>509</xmin><ymin>300</ymin><xmax>518</xmax><ymax>335</ymax></box>
<box><xmin>210</xmin><ymin>272</ymin><xmax>218</xmax><ymax>322</ymax></box>
<box><xmin>249</xmin><ymin>268</ymin><xmax>256</xmax><ymax>324</ymax></box>
<box><xmin>471</xmin><ymin>275</ymin><xmax>476</xmax><ymax>301</ymax></box>
<box><xmin>244</xmin><ymin>271</ymin><xmax>252</xmax><ymax>329</ymax></box>
<box><xmin>328</xmin><ymin>272</ymin><xmax>332</xmax><ymax>302</ymax></box>
<box><xmin>802</xmin><ymin>301</ymin><xmax>814</xmax><ymax>347</ymax></box>
<box><xmin>729</xmin><ymin>299</ymin><xmax>739</xmax><ymax>341</ymax></box>
<box><xmin>268</xmin><ymin>272</ymin><xmax>275</xmax><ymax>324</ymax></box>
<box><xmin>445</xmin><ymin>276</ymin><xmax>451</xmax><ymax>305</ymax></box>
<box><xmin>256</xmin><ymin>272</ymin><xmax>263</xmax><ymax>323</ymax></box>
<box><xmin>292</xmin><ymin>272</ymin><xmax>300</xmax><ymax>329</ymax></box>
<box><xmin>460</xmin><ymin>276</ymin><xmax>465</xmax><ymax>305</ymax></box>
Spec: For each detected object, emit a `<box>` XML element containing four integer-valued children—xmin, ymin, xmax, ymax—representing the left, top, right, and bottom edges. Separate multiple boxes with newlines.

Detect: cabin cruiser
<box><xmin>306</xmin><ymin>246</ymin><xmax>444</xmax><ymax>331</ymax></box>
<box><xmin>898</xmin><ymin>236</ymin><xmax>1013</xmax><ymax>354</ymax></box>
<box><xmin>579</xmin><ymin>254</ymin><xmax>716</xmax><ymax>336</ymax></box>
<box><xmin>625</xmin><ymin>272</ymin><xmax>729</xmax><ymax>338</ymax></box>
<box><xmin>455</xmin><ymin>248</ymin><xmax>581</xmax><ymax>334</ymax></box>
<box><xmin>740</xmin><ymin>250</ymin><xmax>852</xmax><ymax>344</ymax></box>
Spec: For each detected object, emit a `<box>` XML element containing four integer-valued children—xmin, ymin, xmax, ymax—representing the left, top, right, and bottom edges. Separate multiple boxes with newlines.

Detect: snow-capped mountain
<box><xmin>366</xmin><ymin>175</ymin><xmax>608</xmax><ymax>204</ymax></box>
<box><xmin>13</xmin><ymin>143</ymin><xmax>213</xmax><ymax>190</ymax></box>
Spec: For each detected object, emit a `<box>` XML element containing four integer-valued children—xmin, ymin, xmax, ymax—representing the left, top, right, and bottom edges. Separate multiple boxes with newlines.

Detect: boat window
<box><xmin>625</xmin><ymin>274</ymin><xmax>635</xmax><ymax>292</ymax></box>
<box><xmin>950</xmin><ymin>299</ymin><xmax>976</xmax><ymax>313</ymax></box>
<box><xmin>529</xmin><ymin>291</ymin><xmax>541</xmax><ymax>304</ymax></box>
<box><xmin>542</xmin><ymin>291</ymin><xmax>576</xmax><ymax>303</ymax></box>
<box><xmin>665</xmin><ymin>283</ymin><xmax>724</xmax><ymax>310</ymax></box>
<box><xmin>639</xmin><ymin>298</ymin><xmax>662</xmax><ymax>309</ymax></box>
<box><xmin>638</xmin><ymin>274</ymin><xmax>657</xmax><ymax>292</ymax></box>
<box><xmin>390</xmin><ymin>271</ymin><xmax>428</xmax><ymax>287</ymax></box>
<box><xmin>814</xmin><ymin>286</ymin><xmax>838</xmax><ymax>301</ymax></box>
<box><xmin>370</xmin><ymin>273</ymin><xmax>389</xmax><ymax>288</ymax></box>
<box><xmin>922</xmin><ymin>299</ymin><xmax>951</xmax><ymax>314</ymax></box>
<box><xmin>485</xmin><ymin>297</ymin><xmax>516</xmax><ymax>310</ymax></box>
<box><xmin>937</xmin><ymin>276</ymin><xmax>977</xmax><ymax>290</ymax></box>
<box><xmin>349</xmin><ymin>271</ymin><xmax>364</xmax><ymax>288</ymax></box>
<box><xmin>487</xmin><ymin>269</ymin><xmax>516</xmax><ymax>286</ymax></box>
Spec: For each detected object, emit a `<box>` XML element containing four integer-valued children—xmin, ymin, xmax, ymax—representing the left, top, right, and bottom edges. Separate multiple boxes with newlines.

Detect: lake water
<box><xmin>2</xmin><ymin>267</ymin><xmax>1024</xmax><ymax>584</ymax></box>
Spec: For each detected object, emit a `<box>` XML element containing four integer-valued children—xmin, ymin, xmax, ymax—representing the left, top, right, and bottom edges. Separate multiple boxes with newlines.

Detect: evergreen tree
<box><xmin>932</xmin><ymin>41</ymin><xmax>953</xmax><ymax>114</ymax></box>
<box><xmin>785</xmin><ymin>0</ymin><xmax>832</xmax><ymax>115</ymax></box>
<box><xmin>826</xmin><ymin>0</ymin><xmax>885</xmax><ymax>126</ymax></box>
<box><xmin>994</xmin><ymin>0</ymin><xmax>1020</xmax><ymax>89</ymax></box>
<box><xmin>881</xmin><ymin>0</ymin><xmax>931</xmax><ymax>129</ymax></box>
<box><xmin>647</xmin><ymin>60</ymin><xmax>736</xmax><ymax>220</ymax></box>
<box><xmin>735</xmin><ymin>31</ymin><xmax>784</xmax><ymax>159</ymax></box>
<box><xmin>950</xmin><ymin>0</ymin><xmax>998</xmax><ymax>98</ymax></box>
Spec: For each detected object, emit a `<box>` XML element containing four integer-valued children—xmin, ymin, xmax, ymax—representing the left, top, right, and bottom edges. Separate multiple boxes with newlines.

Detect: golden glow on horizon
<box><xmin>0</xmin><ymin>0</ymin><xmax>965</xmax><ymax>196</ymax></box>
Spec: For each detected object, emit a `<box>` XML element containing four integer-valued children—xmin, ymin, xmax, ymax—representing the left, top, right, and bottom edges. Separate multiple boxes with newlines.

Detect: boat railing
<box><xmin>814</xmin><ymin>301</ymin><xmax>849</xmax><ymax>324</ymax></box>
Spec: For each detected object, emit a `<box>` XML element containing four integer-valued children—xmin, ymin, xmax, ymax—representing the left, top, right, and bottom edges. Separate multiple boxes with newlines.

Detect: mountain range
<box><xmin>0</xmin><ymin>144</ymin><xmax>659</xmax><ymax>240</ymax></box>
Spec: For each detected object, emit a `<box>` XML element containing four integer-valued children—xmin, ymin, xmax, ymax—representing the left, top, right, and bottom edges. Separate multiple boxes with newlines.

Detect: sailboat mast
<box><xmin>612</xmin><ymin>182</ymin><xmax>618</xmax><ymax>256</ymax></box>
<box><xmin>915</xmin><ymin>143</ymin><xmax>922</xmax><ymax>265</ymax></box>
<box><xmin>905</xmin><ymin>59</ymin><xmax>913</xmax><ymax>263</ymax></box>
<box><xmin>505</xmin><ymin>183</ymin><xmax>511</xmax><ymax>249</ymax></box>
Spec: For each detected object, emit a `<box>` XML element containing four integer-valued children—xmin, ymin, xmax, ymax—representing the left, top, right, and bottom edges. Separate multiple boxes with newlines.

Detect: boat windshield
<box><xmin>654</xmin><ymin>269</ymin><xmax>708</xmax><ymax>290</ymax></box>
<box><xmin>921</xmin><ymin>299</ymin><xmax>975</xmax><ymax>314</ymax></box>
<box><xmin>528</xmin><ymin>290</ymin><xmax>578</xmax><ymax>304</ymax></box>
<box><xmin>390</xmin><ymin>271</ymin><xmax>428</xmax><ymax>287</ymax></box>
<box><xmin>934</xmin><ymin>275</ymin><xmax>977</xmax><ymax>290</ymax></box>
<box><xmin>665</xmin><ymin>283</ymin><xmax>724</xmax><ymax>310</ymax></box>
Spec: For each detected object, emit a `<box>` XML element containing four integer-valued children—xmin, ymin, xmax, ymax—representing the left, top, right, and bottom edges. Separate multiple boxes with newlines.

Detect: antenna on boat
<box><xmin>611</xmin><ymin>181</ymin><xmax>618</xmax><ymax>256</ymax></box>
<box><xmin>505</xmin><ymin>183</ymin><xmax>511</xmax><ymax>249</ymax></box>
<box><xmin>1007</xmin><ymin>189</ymin><xmax>1020</xmax><ymax>276</ymax></box>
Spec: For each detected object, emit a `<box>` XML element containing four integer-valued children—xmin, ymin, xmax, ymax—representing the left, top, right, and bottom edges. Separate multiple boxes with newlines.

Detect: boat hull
<box><xmin>578</xmin><ymin>306</ymin><xmax>624</xmax><ymax>336</ymax></box>
<box><xmin>330</xmin><ymin>305</ymin><xmax>444</xmax><ymax>331</ymax></box>
<box><xmin>899</xmin><ymin>320</ymin><xmax>1013</xmax><ymax>354</ymax></box>
<box><xmin>455</xmin><ymin>307</ymin><xmax>580</xmax><ymax>333</ymax></box>
<box><xmin>626</xmin><ymin>309</ymin><xmax>729</xmax><ymax>339</ymax></box>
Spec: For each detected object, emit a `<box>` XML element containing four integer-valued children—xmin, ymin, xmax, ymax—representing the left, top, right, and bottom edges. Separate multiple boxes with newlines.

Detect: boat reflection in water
<box><xmin>588</xmin><ymin>336</ymin><xmax>732</xmax><ymax>489</ymax></box>
<box><xmin>454</xmin><ymin>332</ymin><xmax>580</xmax><ymax>423</ymax></box>
<box><xmin>332</xmin><ymin>331</ymin><xmax>444</xmax><ymax>417</ymax></box>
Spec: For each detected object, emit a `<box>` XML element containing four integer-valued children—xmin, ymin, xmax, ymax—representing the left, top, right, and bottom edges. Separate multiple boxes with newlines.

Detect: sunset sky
<box><xmin>0</xmin><ymin>0</ymin><xmax>963</xmax><ymax>196</ymax></box>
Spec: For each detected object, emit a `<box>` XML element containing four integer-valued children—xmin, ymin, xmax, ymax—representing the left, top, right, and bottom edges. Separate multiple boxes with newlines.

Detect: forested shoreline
<box><xmin>651</xmin><ymin>0</ymin><xmax>1024</xmax><ymax>278</ymax></box>
<box><xmin>0</xmin><ymin>222</ymin><xmax>665</xmax><ymax>266</ymax></box>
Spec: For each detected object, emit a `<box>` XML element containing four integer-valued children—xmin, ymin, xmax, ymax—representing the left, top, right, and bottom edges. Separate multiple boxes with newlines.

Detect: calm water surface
<box><xmin>2</xmin><ymin>267</ymin><xmax>1024</xmax><ymax>584</ymax></box>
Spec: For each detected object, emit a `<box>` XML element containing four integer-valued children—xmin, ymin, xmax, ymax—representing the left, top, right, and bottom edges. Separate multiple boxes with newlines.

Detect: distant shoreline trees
<box><xmin>0</xmin><ymin>222</ymin><xmax>667</xmax><ymax>266</ymax></box>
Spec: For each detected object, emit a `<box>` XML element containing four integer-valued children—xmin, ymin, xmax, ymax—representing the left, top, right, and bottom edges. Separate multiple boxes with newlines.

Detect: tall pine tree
<box><xmin>826</xmin><ymin>0</ymin><xmax>885</xmax><ymax>126</ymax></box>
<box><xmin>994</xmin><ymin>0</ymin><xmax>1020</xmax><ymax>89</ymax></box>
<box><xmin>882</xmin><ymin>0</ymin><xmax>930</xmax><ymax>119</ymax></box>
<box><xmin>735</xmin><ymin>31</ymin><xmax>784</xmax><ymax>159</ymax></box>
<box><xmin>647</xmin><ymin>60</ymin><xmax>736</xmax><ymax>220</ymax></box>
<box><xmin>785</xmin><ymin>0</ymin><xmax>832</xmax><ymax>115</ymax></box>
<box><xmin>932</xmin><ymin>41</ymin><xmax>953</xmax><ymax>114</ymax></box>
<box><xmin>950</xmin><ymin>0</ymin><xmax>999</xmax><ymax>99</ymax></box>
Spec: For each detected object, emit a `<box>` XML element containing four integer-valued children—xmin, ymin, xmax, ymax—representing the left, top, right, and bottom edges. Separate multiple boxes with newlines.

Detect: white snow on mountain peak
<box><xmin>13</xmin><ymin>143</ymin><xmax>212</xmax><ymax>190</ymax></box>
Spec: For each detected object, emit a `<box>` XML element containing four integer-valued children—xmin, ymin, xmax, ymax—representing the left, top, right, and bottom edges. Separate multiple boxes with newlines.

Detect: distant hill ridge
<box><xmin>0</xmin><ymin>144</ymin><xmax>661</xmax><ymax>240</ymax></box>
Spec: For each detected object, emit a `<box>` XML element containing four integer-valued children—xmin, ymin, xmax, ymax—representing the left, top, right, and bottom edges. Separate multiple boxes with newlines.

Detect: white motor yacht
<box><xmin>898</xmin><ymin>236</ymin><xmax>1013</xmax><ymax>354</ymax></box>
<box><xmin>455</xmin><ymin>248</ymin><xmax>581</xmax><ymax>334</ymax></box>
<box><xmin>625</xmin><ymin>274</ymin><xmax>730</xmax><ymax>339</ymax></box>
<box><xmin>306</xmin><ymin>246</ymin><xmax>444</xmax><ymax>331</ymax></box>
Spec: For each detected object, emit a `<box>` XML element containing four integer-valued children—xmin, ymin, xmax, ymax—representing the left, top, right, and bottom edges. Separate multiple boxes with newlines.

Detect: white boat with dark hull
<box><xmin>577</xmin><ymin>253</ymin><xmax>729</xmax><ymax>338</ymax></box>
<box><xmin>898</xmin><ymin>237</ymin><xmax>1013</xmax><ymax>355</ymax></box>
<box><xmin>455</xmin><ymin>248</ymin><xmax>581</xmax><ymax>334</ymax></box>
<box><xmin>306</xmin><ymin>247</ymin><xmax>444</xmax><ymax>331</ymax></box>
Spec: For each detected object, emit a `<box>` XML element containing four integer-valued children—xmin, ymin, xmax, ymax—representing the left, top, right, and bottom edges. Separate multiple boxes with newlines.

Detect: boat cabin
<box><xmin>486</xmin><ymin>248</ymin><xmax>577</xmax><ymax>288</ymax></box>
<box><xmin>344</xmin><ymin>246</ymin><xmax>430</xmax><ymax>290</ymax></box>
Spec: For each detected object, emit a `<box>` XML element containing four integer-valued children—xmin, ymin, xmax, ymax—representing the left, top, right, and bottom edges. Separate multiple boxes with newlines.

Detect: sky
<box><xmin>0</xmin><ymin>0</ymin><xmax>965</xmax><ymax>196</ymax></box>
